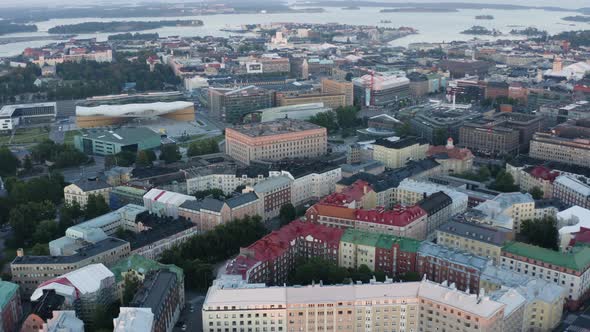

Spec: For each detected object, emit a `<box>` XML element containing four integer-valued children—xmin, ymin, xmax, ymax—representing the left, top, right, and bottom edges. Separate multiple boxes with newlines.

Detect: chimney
<box><xmin>17</xmin><ymin>248</ymin><xmax>24</xmax><ymax>257</ymax></box>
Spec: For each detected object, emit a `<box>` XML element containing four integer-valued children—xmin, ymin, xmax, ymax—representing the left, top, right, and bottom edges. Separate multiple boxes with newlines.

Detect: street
<box><xmin>175</xmin><ymin>292</ymin><xmax>206</xmax><ymax>332</ymax></box>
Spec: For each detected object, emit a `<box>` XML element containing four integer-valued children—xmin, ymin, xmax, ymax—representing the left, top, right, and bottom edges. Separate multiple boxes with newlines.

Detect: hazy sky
<box><xmin>0</xmin><ymin>0</ymin><xmax>588</xmax><ymax>9</ymax></box>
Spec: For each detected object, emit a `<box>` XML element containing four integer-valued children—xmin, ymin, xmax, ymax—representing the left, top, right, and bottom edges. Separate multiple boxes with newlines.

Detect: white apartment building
<box><xmin>395</xmin><ymin>179</ymin><xmax>469</xmax><ymax>216</ymax></box>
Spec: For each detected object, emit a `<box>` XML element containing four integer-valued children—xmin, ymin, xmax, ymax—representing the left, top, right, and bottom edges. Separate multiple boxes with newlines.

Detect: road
<box><xmin>175</xmin><ymin>292</ymin><xmax>206</xmax><ymax>332</ymax></box>
<box><xmin>60</xmin><ymin>156</ymin><xmax>106</xmax><ymax>183</ymax></box>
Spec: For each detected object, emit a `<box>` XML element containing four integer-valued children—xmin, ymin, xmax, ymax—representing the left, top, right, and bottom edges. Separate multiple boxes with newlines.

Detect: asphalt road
<box><xmin>175</xmin><ymin>293</ymin><xmax>206</xmax><ymax>332</ymax></box>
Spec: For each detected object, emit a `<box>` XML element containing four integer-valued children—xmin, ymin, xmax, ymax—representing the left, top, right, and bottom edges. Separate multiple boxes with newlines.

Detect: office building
<box><xmin>553</xmin><ymin>175</ymin><xmax>590</xmax><ymax>209</ymax></box>
<box><xmin>74</xmin><ymin>127</ymin><xmax>161</xmax><ymax>156</ymax></box>
<box><xmin>63</xmin><ymin>177</ymin><xmax>111</xmax><ymax>208</ymax></box>
<box><xmin>11</xmin><ymin>238</ymin><xmax>130</xmax><ymax>296</ymax></box>
<box><xmin>202</xmin><ymin>278</ymin><xmax>513</xmax><ymax>332</ymax></box>
<box><xmin>276</xmin><ymin>92</ymin><xmax>347</xmax><ymax>110</ymax></box>
<box><xmin>0</xmin><ymin>102</ymin><xmax>56</xmax><ymax>130</ymax></box>
<box><xmin>0</xmin><ymin>281</ymin><xmax>21</xmax><ymax>332</ymax></box>
<box><xmin>437</xmin><ymin>220</ymin><xmax>513</xmax><ymax>264</ymax></box>
<box><xmin>459</xmin><ymin>119</ymin><xmax>520</xmax><ymax>156</ymax></box>
<box><xmin>373</xmin><ymin>137</ymin><xmax>429</xmax><ymax>169</ymax></box>
<box><xmin>538</xmin><ymin>100</ymin><xmax>590</xmax><ymax>126</ymax></box>
<box><xmin>529</xmin><ymin>132</ymin><xmax>590</xmax><ymax>167</ymax></box>
<box><xmin>353</xmin><ymin>74</ymin><xmax>410</xmax><ymax>106</ymax></box>
<box><xmin>321</xmin><ymin>78</ymin><xmax>354</xmax><ymax>106</ymax></box>
<box><xmin>225</xmin><ymin>119</ymin><xmax>328</xmax><ymax>165</ymax></box>
<box><xmin>208</xmin><ymin>85</ymin><xmax>273</xmax><ymax>123</ymax></box>
<box><xmin>410</xmin><ymin>105</ymin><xmax>481</xmax><ymax>144</ymax></box>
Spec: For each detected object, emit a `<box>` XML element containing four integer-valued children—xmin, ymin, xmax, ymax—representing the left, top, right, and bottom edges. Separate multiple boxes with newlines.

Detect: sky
<box><xmin>0</xmin><ymin>0</ymin><xmax>587</xmax><ymax>9</ymax></box>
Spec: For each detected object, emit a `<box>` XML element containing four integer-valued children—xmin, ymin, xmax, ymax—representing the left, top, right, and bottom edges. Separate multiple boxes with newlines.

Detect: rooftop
<box><xmin>0</xmin><ymin>281</ymin><xmax>19</xmax><ymax>309</ymax></box>
<box><xmin>418</xmin><ymin>242</ymin><xmax>490</xmax><ymax>272</ymax></box>
<box><xmin>524</xmin><ymin>165</ymin><xmax>560</xmax><ymax>182</ymax></box>
<box><xmin>114</xmin><ymin>308</ymin><xmax>154</xmax><ymax>332</ymax></box>
<box><xmin>109</xmin><ymin>254</ymin><xmax>183</xmax><ymax>284</ymax></box>
<box><xmin>253</xmin><ymin>175</ymin><xmax>291</xmax><ymax>193</ymax></box>
<box><xmin>77</xmin><ymin>127</ymin><xmax>160</xmax><ymax>145</ymax></box>
<box><xmin>130</xmin><ymin>270</ymin><xmax>177</xmax><ymax>314</ymax></box>
<box><xmin>340</xmin><ymin>229</ymin><xmax>421</xmax><ymax>252</ymax></box>
<box><xmin>437</xmin><ymin>220</ymin><xmax>512</xmax><ymax>246</ymax></box>
<box><xmin>70</xmin><ymin>177</ymin><xmax>111</xmax><ymax>192</ymax></box>
<box><xmin>373</xmin><ymin>136</ymin><xmax>428</xmax><ymax>150</ymax></box>
<box><xmin>229</xmin><ymin>119</ymin><xmax>324</xmax><ymax>138</ymax></box>
<box><xmin>555</xmin><ymin>175</ymin><xmax>590</xmax><ymax>197</ymax></box>
<box><xmin>418</xmin><ymin>191</ymin><xmax>452</xmax><ymax>215</ymax></box>
<box><xmin>502</xmin><ymin>242</ymin><xmax>590</xmax><ymax>272</ymax></box>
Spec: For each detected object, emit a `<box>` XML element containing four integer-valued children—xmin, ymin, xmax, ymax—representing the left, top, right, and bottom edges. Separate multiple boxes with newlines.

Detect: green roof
<box><xmin>0</xmin><ymin>281</ymin><xmax>19</xmax><ymax>309</ymax></box>
<box><xmin>502</xmin><ymin>242</ymin><xmax>590</xmax><ymax>271</ymax></box>
<box><xmin>109</xmin><ymin>254</ymin><xmax>184</xmax><ymax>284</ymax></box>
<box><xmin>112</xmin><ymin>186</ymin><xmax>148</xmax><ymax>196</ymax></box>
<box><xmin>341</xmin><ymin>229</ymin><xmax>421</xmax><ymax>253</ymax></box>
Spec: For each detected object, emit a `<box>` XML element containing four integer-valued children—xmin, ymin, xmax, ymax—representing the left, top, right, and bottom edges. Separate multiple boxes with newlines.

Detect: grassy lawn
<box><xmin>11</xmin><ymin>127</ymin><xmax>50</xmax><ymax>144</ymax></box>
<box><xmin>63</xmin><ymin>130</ymin><xmax>81</xmax><ymax>145</ymax></box>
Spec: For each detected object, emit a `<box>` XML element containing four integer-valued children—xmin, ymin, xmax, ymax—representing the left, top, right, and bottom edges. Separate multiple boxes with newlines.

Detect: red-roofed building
<box><xmin>568</xmin><ymin>227</ymin><xmax>590</xmax><ymax>249</ymax></box>
<box><xmin>426</xmin><ymin>138</ymin><xmax>474</xmax><ymax>174</ymax></box>
<box><xmin>518</xmin><ymin>165</ymin><xmax>560</xmax><ymax>198</ymax></box>
<box><xmin>306</xmin><ymin>203</ymin><xmax>428</xmax><ymax>240</ymax></box>
<box><xmin>320</xmin><ymin>179</ymin><xmax>375</xmax><ymax>208</ymax></box>
<box><xmin>224</xmin><ymin>221</ymin><xmax>345</xmax><ymax>285</ymax></box>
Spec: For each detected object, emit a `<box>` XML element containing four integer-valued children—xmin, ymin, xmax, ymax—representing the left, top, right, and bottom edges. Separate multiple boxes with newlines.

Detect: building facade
<box><xmin>553</xmin><ymin>175</ymin><xmax>590</xmax><ymax>210</ymax></box>
<box><xmin>225</xmin><ymin>119</ymin><xmax>328</xmax><ymax>165</ymax></box>
<box><xmin>373</xmin><ymin>137</ymin><xmax>429</xmax><ymax>169</ymax></box>
<box><xmin>63</xmin><ymin>178</ymin><xmax>112</xmax><ymax>208</ymax></box>
<box><xmin>529</xmin><ymin>132</ymin><xmax>590</xmax><ymax>167</ymax></box>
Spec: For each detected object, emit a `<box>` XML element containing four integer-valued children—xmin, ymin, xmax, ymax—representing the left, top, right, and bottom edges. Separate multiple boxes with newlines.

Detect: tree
<box><xmin>122</xmin><ymin>273</ymin><xmax>141</xmax><ymax>306</ymax></box>
<box><xmin>193</xmin><ymin>188</ymin><xmax>225</xmax><ymax>200</ymax></box>
<box><xmin>23</xmin><ymin>155</ymin><xmax>33</xmax><ymax>172</ymax></box>
<box><xmin>432</xmin><ymin>129</ymin><xmax>449</xmax><ymax>146</ymax></box>
<box><xmin>521</xmin><ymin>217</ymin><xmax>558</xmax><ymax>250</ymax></box>
<box><xmin>335</xmin><ymin>106</ymin><xmax>359</xmax><ymax>129</ymax></box>
<box><xmin>279</xmin><ymin>203</ymin><xmax>297</xmax><ymax>226</ymax></box>
<box><xmin>187</xmin><ymin>138</ymin><xmax>220</xmax><ymax>157</ymax></box>
<box><xmin>33</xmin><ymin>220</ymin><xmax>59</xmax><ymax>244</ymax></box>
<box><xmin>85</xmin><ymin>194</ymin><xmax>110</xmax><ymax>220</ymax></box>
<box><xmin>59</xmin><ymin>201</ymin><xmax>84</xmax><ymax>232</ymax></box>
<box><xmin>8</xmin><ymin>200</ymin><xmax>56</xmax><ymax>247</ymax></box>
<box><xmin>529</xmin><ymin>186</ymin><xmax>544</xmax><ymax>200</ymax></box>
<box><xmin>136</xmin><ymin>150</ymin><xmax>156</xmax><ymax>167</ymax></box>
<box><xmin>399</xmin><ymin>271</ymin><xmax>421</xmax><ymax>282</ymax></box>
<box><xmin>112</xmin><ymin>150</ymin><xmax>136</xmax><ymax>167</ymax></box>
<box><xmin>0</xmin><ymin>147</ymin><xmax>19</xmax><ymax>177</ymax></box>
<box><xmin>159</xmin><ymin>144</ymin><xmax>181</xmax><ymax>163</ymax></box>
<box><xmin>30</xmin><ymin>243</ymin><xmax>50</xmax><ymax>256</ymax></box>
<box><xmin>490</xmin><ymin>170</ymin><xmax>519</xmax><ymax>192</ymax></box>
<box><xmin>308</xmin><ymin>111</ymin><xmax>338</xmax><ymax>133</ymax></box>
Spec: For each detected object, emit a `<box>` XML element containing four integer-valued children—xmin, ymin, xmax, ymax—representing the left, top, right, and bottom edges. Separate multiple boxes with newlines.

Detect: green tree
<box><xmin>308</xmin><ymin>111</ymin><xmax>338</xmax><ymax>133</ymax></box>
<box><xmin>9</xmin><ymin>200</ymin><xmax>56</xmax><ymax>247</ymax></box>
<box><xmin>193</xmin><ymin>188</ymin><xmax>225</xmax><ymax>200</ymax></box>
<box><xmin>399</xmin><ymin>271</ymin><xmax>421</xmax><ymax>282</ymax></box>
<box><xmin>490</xmin><ymin>170</ymin><xmax>519</xmax><ymax>192</ymax></box>
<box><xmin>529</xmin><ymin>187</ymin><xmax>544</xmax><ymax>200</ymax></box>
<box><xmin>187</xmin><ymin>138</ymin><xmax>220</xmax><ymax>157</ymax></box>
<box><xmin>112</xmin><ymin>150</ymin><xmax>136</xmax><ymax>167</ymax></box>
<box><xmin>521</xmin><ymin>217</ymin><xmax>558</xmax><ymax>250</ymax></box>
<box><xmin>59</xmin><ymin>201</ymin><xmax>84</xmax><ymax>232</ymax></box>
<box><xmin>136</xmin><ymin>150</ymin><xmax>156</xmax><ymax>167</ymax></box>
<box><xmin>30</xmin><ymin>243</ymin><xmax>50</xmax><ymax>256</ymax></box>
<box><xmin>33</xmin><ymin>220</ymin><xmax>59</xmax><ymax>244</ymax></box>
<box><xmin>432</xmin><ymin>129</ymin><xmax>448</xmax><ymax>146</ymax></box>
<box><xmin>23</xmin><ymin>155</ymin><xmax>33</xmax><ymax>172</ymax></box>
<box><xmin>279</xmin><ymin>203</ymin><xmax>297</xmax><ymax>226</ymax></box>
<box><xmin>159</xmin><ymin>144</ymin><xmax>181</xmax><ymax>163</ymax></box>
<box><xmin>0</xmin><ymin>147</ymin><xmax>19</xmax><ymax>177</ymax></box>
<box><xmin>122</xmin><ymin>273</ymin><xmax>141</xmax><ymax>306</ymax></box>
<box><xmin>289</xmin><ymin>258</ymin><xmax>349</xmax><ymax>286</ymax></box>
<box><xmin>85</xmin><ymin>194</ymin><xmax>110</xmax><ymax>220</ymax></box>
<box><xmin>335</xmin><ymin>106</ymin><xmax>359</xmax><ymax>129</ymax></box>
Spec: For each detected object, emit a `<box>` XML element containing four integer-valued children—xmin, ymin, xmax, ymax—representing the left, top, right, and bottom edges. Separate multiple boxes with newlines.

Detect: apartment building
<box><xmin>480</xmin><ymin>265</ymin><xmax>566</xmax><ymax>332</ymax></box>
<box><xmin>418</xmin><ymin>191</ymin><xmax>453</xmax><ymax>239</ymax></box>
<box><xmin>184</xmin><ymin>164</ymin><xmax>268</xmax><ymax>196</ymax></box>
<box><xmin>225</xmin><ymin>119</ymin><xmax>328</xmax><ymax>165</ymax></box>
<box><xmin>437</xmin><ymin>220</ymin><xmax>513</xmax><ymax>264</ymax></box>
<box><xmin>417</xmin><ymin>242</ymin><xmax>491</xmax><ymax>294</ymax></box>
<box><xmin>508</xmin><ymin>165</ymin><xmax>559</xmax><ymax>199</ymax></box>
<box><xmin>63</xmin><ymin>177</ymin><xmax>112</xmax><ymax>208</ymax></box>
<box><xmin>472</xmin><ymin>193</ymin><xmax>536</xmax><ymax>233</ymax></box>
<box><xmin>500</xmin><ymin>242</ymin><xmax>590</xmax><ymax>310</ymax></box>
<box><xmin>246</xmin><ymin>176</ymin><xmax>292</xmax><ymax>221</ymax></box>
<box><xmin>178</xmin><ymin>193</ymin><xmax>263</xmax><ymax>231</ymax></box>
<box><xmin>553</xmin><ymin>175</ymin><xmax>590</xmax><ymax>210</ymax></box>
<box><xmin>529</xmin><ymin>132</ymin><xmax>590</xmax><ymax>167</ymax></box>
<box><xmin>373</xmin><ymin>137</ymin><xmax>429</xmax><ymax>169</ymax></box>
<box><xmin>113</xmin><ymin>308</ymin><xmax>154</xmax><ymax>332</ymax></box>
<box><xmin>225</xmin><ymin>221</ymin><xmax>344</xmax><ymax>285</ymax></box>
<box><xmin>395</xmin><ymin>179</ymin><xmax>469</xmax><ymax>217</ymax></box>
<box><xmin>426</xmin><ymin>138</ymin><xmax>474</xmax><ymax>174</ymax></box>
<box><xmin>202</xmin><ymin>278</ymin><xmax>514</xmax><ymax>332</ymax></box>
<box><xmin>11</xmin><ymin>238</ymin><xmax>130</xmax><ymax>296</ymax></box>
<box><xmin>269</xmin><ymin>164</ymin><xmax>342</xmax><ymax>207</ymax></box>
<box><xmin>306</xmin><ymin>203</ymin><xmax>429</xmax><ymax>240</ymax></box>
<box><xmin>338</xmin><ymin>229</ymin><xmax>420</xmax><ymax>277</ymax></box>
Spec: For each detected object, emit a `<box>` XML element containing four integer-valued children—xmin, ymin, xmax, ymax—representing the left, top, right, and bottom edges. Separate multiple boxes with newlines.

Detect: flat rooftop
<box><xmin>229</xmin><ymin>119</ymin><xmax>324</xmax><ymax>138</ymax></box>
<box><xmin>78</xmin><ymin>127</ymin><xmax>160</xmax><ymax>145</ymax></box>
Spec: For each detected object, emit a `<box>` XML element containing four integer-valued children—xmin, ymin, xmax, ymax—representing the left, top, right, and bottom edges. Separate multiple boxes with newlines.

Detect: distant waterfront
<box><xmin>0</xmin><ymin>6</ymin><xmax>587</xmax><ymax>57</ymax></box>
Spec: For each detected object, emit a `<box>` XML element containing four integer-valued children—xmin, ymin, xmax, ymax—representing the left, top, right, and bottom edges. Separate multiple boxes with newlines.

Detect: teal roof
<box><xmin>109</xmin><ymin>254</ymin><xmax>184</xmax><ymax>284</ymax></box>
<box><xmin>0</xmin><ymin>281</ymin><xmax>19</xmax><ymax>309</ymax></box>
<box><xmin>503</xmin><ymin>242</ymin><xmax>590</xmax><ymax>272</ymax></box>
<box><xmin>341</xmin><ymin>229</ymin><xmax>421</xmax><ymax>253</ymax></box>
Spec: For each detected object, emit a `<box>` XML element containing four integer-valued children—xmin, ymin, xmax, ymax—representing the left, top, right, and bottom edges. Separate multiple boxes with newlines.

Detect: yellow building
<box><xmin>64</xmin><ymin>178</ymin><xmax>112</xmax><ymax>208</ymax></box>
<box><xmin>436</xmin><ymin>220</ymin><xmax>513</xmax><ymax>265</ymax></box>
<box><xmin>373</xmin><ymin>137</ymin><xmax>429</xmax><ymax>169</ymax></box>
<box><xmin>321</xmin><ymin>78</ymin><xmax>354</xmax><ymax>106</ymax></box>
<box><xmin>276</xmin><ymin>92</ymin><xmax>347</xmax><ymax>110</ymax></box>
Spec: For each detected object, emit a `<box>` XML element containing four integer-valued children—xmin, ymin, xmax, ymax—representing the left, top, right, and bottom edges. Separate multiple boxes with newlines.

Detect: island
<box><xmin>461</xmin><ymin>25</ymin><xmax>502</xmax><ymax>36</ymax></box>
<box><xmin>475</xmin><ymin>15</ymin><xmax>494</xmax><ymax>20</ymax></box>
<box><xmin>380</xmin><ymin>8</ymin><xmax>458</xmax><ymax>13</ymax></box>
<box><xmin>0</xmin><ymin>21</ymin><xmax>38</xmax><ymax>35</ymax></box>
<box><xmin>107</xmin><ymin>32</ymin><xmax>160</xmax><ymax>41</ymax></box>
<box><xmin>342</xmin><ymin>6</ymin><xmax>360</xmax><ymax>10</ymax></box>
<box><xmin>510</xmin><ymin>27</ymin><xmax>548</xmax><ymax>37</ymax></box>
<box><xmin>47</xmin><ymin>20</ymin><xmax>204</xmax><ymax>34</ymax></box>
<box><xmin>562</xmin><ymin>16</ymin><xmax>590</xmax><ymax>23</ymax></box>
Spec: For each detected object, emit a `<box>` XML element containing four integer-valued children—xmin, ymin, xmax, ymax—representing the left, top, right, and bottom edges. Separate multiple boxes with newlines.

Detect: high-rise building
<box><xmin>208</xmin><ymin>85</ymin><xmax>273</xmax><ymax>123</ymax></box>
